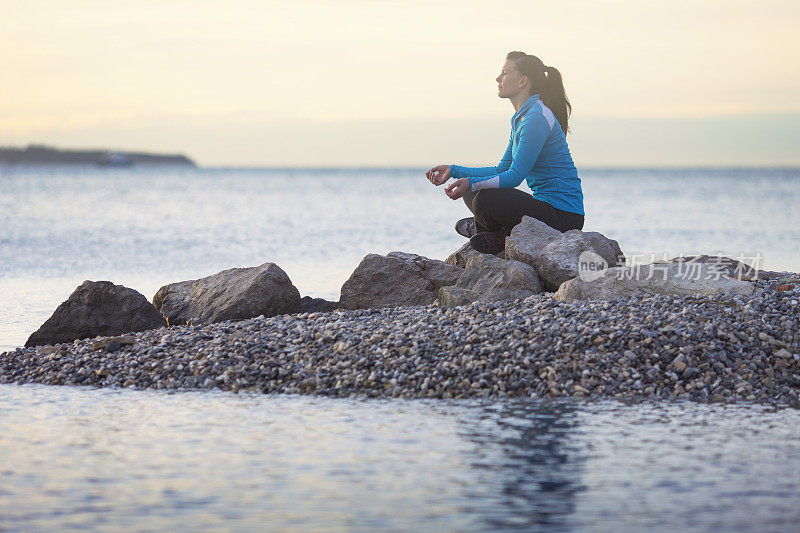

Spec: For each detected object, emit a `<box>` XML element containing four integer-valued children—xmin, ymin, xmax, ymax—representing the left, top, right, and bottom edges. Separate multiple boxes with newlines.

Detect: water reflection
<box><xmin>458</xmin><ymin>402</ymin><xmax>584</xmax><ymax>531</ymax></box>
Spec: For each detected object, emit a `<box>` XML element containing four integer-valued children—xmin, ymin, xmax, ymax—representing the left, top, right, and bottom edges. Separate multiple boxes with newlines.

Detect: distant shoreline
<box><xmin>0</xmin><ymin>144</ymin><xmax>195</xmax><ymax>166</ymax></box>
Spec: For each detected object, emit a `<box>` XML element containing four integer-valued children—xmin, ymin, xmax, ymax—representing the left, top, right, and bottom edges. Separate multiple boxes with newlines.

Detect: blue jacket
<box><xmin>450</xmin><ymin>94</ymin><xmax>585</xmax><ymax>215</ymax></box>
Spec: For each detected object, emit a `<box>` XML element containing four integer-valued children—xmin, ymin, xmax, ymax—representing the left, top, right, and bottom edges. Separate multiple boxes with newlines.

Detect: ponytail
<box><xmin>506</xmin><ymin>52</ymin><xmax>572</xmax><ymax>135</ymax></box>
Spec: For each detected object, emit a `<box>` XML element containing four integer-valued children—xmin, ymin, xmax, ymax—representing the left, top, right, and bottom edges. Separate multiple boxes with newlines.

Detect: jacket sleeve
<box><xmin>464</xmin><ymin>114</ymin><xmax>550</xmax><ymax>191</ymax></box>
<box><xmin>450</xmin><ymin>134</ymin><xmax>513</xmax><ymax>179</ymax></box>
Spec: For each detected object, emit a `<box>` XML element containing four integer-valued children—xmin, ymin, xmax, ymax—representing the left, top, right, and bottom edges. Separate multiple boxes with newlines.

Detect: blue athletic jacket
<box><xmin>450</xmin><ymin>94</ymin><xmax>585</xmax><ymax>216</ymax></box>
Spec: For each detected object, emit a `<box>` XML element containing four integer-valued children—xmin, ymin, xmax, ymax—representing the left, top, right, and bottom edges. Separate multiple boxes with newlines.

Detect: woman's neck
<box><xmin>510</xmin><ymin>91</ymin><xmax>533</xmax><ymax>112</ymax></box>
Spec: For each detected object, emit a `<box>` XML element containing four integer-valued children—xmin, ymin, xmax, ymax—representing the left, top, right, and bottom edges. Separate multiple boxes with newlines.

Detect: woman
<box><xmin>426</xmin><ymin>51</ymin><xmax>585</xmax><ymax>255</ymax></box>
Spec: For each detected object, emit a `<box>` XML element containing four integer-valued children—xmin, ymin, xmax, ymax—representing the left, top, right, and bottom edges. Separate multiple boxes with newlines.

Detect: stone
<box><xmin>533</xmin><ymin>231</ymin><xmax>624</xmax><ymax>291</ymax></box>
<box><xmin>505</xmin><ymin>216</ymin><xmax>624</xmax><ymax>291</ymax></box>
<box><xmin>299</xmin><ymin>296</ymin><xmax>338</xmax><ymax>313</ymax></box>
<box><xmin>339</xmin><ymin>252</ymin><xmax>462</xmax><ymax>309</ymax></box>
<box><xmin>504</xmin><ymin>216</ymin><xmax>562</xmax><ymax>266</ymax></box>
<box><xmin>669</xmin><ymin>255</ymin><xmax>760</xmax><ymax>281</ymax></box>
<box><xmin>25</xmin><ymin>281</ymin><xmax>166</xmax><ymax>347</ymax></box>
<box><xmin>153</xmin><ymin>262</ymin><xmax>301</xmax><ymax>326</ymax></box>
<box><xmin>445</xmin><ymin>242</ymin><xmax>504</xmax><ymax>268</ymax></box>
<box><xmin>90</xmin><ymin>335</ymin><xmax>137</xmax><ymax>351</ymax></box>
<box><xmin>555</xmin><ymin>256</ymin><xmax>756</xmax><ymax>302</ymax></box>
<box><xmin>105</xmin><ymin>340</ymin><xmax>121</xmax><ymax>353</ymax></box>
<box><xmin>438</xmin><ymin>254</ymin><xmax>542</xmax><ymax>307</ymax></box>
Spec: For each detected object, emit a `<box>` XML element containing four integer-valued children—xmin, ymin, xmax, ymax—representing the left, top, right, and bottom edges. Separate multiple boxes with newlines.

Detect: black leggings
<box><xmin>462</xmin><ymin>188</ymin><xmax>584</xmax><ymax>234</ymax></box>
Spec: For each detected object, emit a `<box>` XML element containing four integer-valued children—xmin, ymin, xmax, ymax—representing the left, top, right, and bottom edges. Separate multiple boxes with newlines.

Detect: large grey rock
<box><xmin>504</xmin><ymin>216</ymin><xmax>562</xmax><ymax>265</ymax></box>
<box><xmin>340</xmin><ymin>252</ymin><xmax>462</xmax><ymax>309</ymax></box>
<box><xmin>153</xmin><ymin>262</ymin><xmax>301</xmax><ymax>325</ymax></box>
<box><xmin>669</xmin><ymin>254</ymin><xmax>759</xmax><ymax>281</ymax></box>
<box><xmin>26</xmin><ymin>281</ymin><xmax>166</xmax><ymax>347</ymax></box>
<box><xmin>505</xmin><ymin>216</ymin><xmax>625</xmax><ymax>291</ymax></box>
<box><xmin>438</xmin><ymin>254</ymin><xmax>542</xmax><ymax>307</ymax></box>
<box><xmin>534</xmin><ymin>230</ymin><xmax>623</xmax><ymax>291</ymax></box>
<box><xmin>555</xmin><ymin>255</ymin><xmax>756</xmax><ymax>302</ymax></box>
<box><xmin>445</xmin><ymin>242</ymin><xmax>504</xmax><ymax>268</ymax></box>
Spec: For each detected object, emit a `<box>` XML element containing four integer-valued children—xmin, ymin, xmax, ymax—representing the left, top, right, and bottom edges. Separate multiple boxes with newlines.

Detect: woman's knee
<box><xmin>471</xmin><ymin>189</ymin><xmax>503</xmax><ymax>212</ymax></box>
<box><xmin>461</xmin><ymin>189</ymin><xmax>477</xmax><ymax>210</ymax></box>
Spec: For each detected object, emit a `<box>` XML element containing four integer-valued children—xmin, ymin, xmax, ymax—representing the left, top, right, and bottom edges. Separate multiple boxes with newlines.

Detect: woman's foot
<box><xmin>469</xmin><ymin>230</ymin><xmax>506</xmax><ymax>254</ymax></box>
<box><xmin>455</xmin><ymin>217</ymin><xmax>476</xmax><ymax>238</ymax></box>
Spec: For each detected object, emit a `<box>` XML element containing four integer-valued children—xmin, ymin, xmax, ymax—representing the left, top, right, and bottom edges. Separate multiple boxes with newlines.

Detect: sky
<box><xmin>2</xmin><ymin>0</ymin><xmax>799</xmax><ymax>167</ymax></box>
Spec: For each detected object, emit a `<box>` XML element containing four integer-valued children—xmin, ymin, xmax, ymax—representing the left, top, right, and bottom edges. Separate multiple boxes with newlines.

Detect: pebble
<box><xmin>1</xmin><ymin>274</ymin><xmax>799</xmax><ymax>406</ymax></box>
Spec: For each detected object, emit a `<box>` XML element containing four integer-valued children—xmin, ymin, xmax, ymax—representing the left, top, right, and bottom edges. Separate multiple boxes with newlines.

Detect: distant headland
<box><xmin>0</xmin><ymin>144</ymin><xmax>195</xmax><ymax>166</ymax></box>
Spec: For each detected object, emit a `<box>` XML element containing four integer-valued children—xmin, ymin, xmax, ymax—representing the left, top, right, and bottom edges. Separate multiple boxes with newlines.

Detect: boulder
<box><xmin>25</xmin><ymin>281</ymin><xmax>166</xmax><ymax>347</ymax></box>
<box><xmin>504</xmin><ymin>216</ymin><xmax>562</xmax><ymax>265</ymax></box>
<box><xmin>438</xmin><ymin>254</ymin><xmax>542</xmax><ymax>307</ymax></box>
<box><xmin>340</xmin><ymin>252</ymin><xmax>462</xmax><ymax>309</ymax></box>
<box><xmin>555</xmin><ymin>255</ymin><xmax>756</xmax><ymax>302</ymax></box>
<box><xmin>300</xmin><ymin>296</ymin><xmax>339</xmax><ymax>313</ymax></box>
<box><xmin>445</xmin><ymin>242</ymin><xmax>504</xmax><ymax>268</ymax></box>
<box><xmin>669</xmin><ymin>254</ymin><xmax>759</xmax><ymax>281</ymax></box>
<box><xmin>533</xmin><ymin>230</ymin><xmax>624</xmax><ymax>291</ymax></box>
<box><xmin>153</xmin><ymin>262</ymin><xmax>301</xmax><ymax>325</ymax></box>
<box><xmin>505</xmin><ymin>216</ymin><xmax>624</xmax><ymax>291</ymax></box>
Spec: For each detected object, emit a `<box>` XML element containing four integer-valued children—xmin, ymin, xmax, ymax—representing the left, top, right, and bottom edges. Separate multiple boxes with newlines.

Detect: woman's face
<box><xmin>496</xmin><ymin>59</ymin><xmax>527</xmax><ymax>99</ymax></box>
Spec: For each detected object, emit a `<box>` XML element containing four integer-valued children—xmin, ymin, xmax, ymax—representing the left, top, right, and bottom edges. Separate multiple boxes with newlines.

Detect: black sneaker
<box><xmin>455</xmin><ymin>217</ymin><xmax>476</xmax><ymax>238</ymax></box>
<box><xmin>469</xmin><ymin>230</ymin><xmax>506</xmax><ymax>254</ymax></box>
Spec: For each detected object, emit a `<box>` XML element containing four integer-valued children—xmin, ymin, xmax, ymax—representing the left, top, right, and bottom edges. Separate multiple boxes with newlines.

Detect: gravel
<box><xmin>2</xmin><ymin>275</ymin><xmax>799</xmax><ymax>406</ymax></box>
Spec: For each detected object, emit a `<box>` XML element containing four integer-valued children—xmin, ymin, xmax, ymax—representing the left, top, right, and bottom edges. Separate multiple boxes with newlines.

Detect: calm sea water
<box><xmin>2</xmin><ymin>166</ymin><xmax>800</xmax><ymax>531</ymax></box>
<box><xmin>1</xmin><ymin>165</ymin><xmax>798</xmax><ymax>350</ymax></box>
<box><xmin>1</xmin><ymin>386</ymin><xmax>799</xmax><ymax>532</ymax></box>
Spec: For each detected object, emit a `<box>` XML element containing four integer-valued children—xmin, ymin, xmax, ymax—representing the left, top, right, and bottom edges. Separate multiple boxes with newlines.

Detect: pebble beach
<box><xmin>3</xmin><ymin>273</ymin><xmax>798</xmax><ymax>406</ymax></box>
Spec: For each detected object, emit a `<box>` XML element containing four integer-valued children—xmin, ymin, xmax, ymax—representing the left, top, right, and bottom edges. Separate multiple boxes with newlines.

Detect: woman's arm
<box><xmin>466</xmin><ymin>114</ymin><xmax>550</xmax><ymax>191</ymax></box>
<box><xmin>450</xmin><ymin>134</ymin><xmax>513</xmax><ymax>179</ymax></box>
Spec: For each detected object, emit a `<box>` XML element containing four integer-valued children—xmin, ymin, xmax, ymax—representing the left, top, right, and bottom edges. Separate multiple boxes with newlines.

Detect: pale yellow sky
<box><xmin>2</xmin><ymin>0</ymin><xmax>799</xmax><ymax>165</ymax></box>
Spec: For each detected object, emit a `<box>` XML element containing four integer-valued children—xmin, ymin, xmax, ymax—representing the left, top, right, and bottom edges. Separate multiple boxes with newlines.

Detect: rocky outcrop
<box><xmin>533</xmin><ymin>230</ymin><xmax>625</xmax><ymax>291</ymax></box>
<box><xmin>445</xmin><ymin>242</ymin><xmax>504</xmax><ymax>268</ymax></box>
<box><xmin>438</xmin><ymin>254</ymin><xmax>542</xmax><ymax>307</ymax></box>
<box><xmin>153</xmin><ymin>262</ymin><xmax>301</xmax><ymax>325</ymax></box>
<box><xmin>300</xmin><ymin>296</ymin><xmax>338</xmax><ymax>313</ymax></box>
<box><xmin>25</xmin><ymin>281</ymin><xmax>166</xmax><ymax>347</ymax></box>
<box><xmin>340</xmin><ymin>252</ymin><xmax>462</xmax><ymax>309</ymax></box>
<box><xmin>555</xmin><ymin>255</ymin><xmax>756</xmax><ymax>302</ymax></box>
<box><xmin>504</xmin><ymin>216</ymin><xmax>562</xmax><ymax>265</ymax></box>
<box><xmin>505</xmin><ymin>216</ymin><xmax>625</xmax><ymax>291</ymax></box>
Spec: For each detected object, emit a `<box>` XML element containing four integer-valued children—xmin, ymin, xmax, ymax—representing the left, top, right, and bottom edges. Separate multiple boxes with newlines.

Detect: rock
<box><xmin>340</xmin><ymin>252</ymin><xmax>462</xmax><ymax>309</ymax></box>
<box><xmin>555</xmin><ymin>256</ymin><xmax>756</xmax><ymax>302</ymax></box>
<box><xmin>90</xmin><ymin>335</ymin><xmax>137</xmax><ymax>351</ymax></box>
<box><xmin>299</xmin><ymin>296</ymin><xmax>338</xmax><ymax>313</ymax></box>
<box><xmin>105</xmin><ymin>340</ymin><xmax>121</xmax><ymax>353</ymax></box>
<box><xmin>437</xmin><ymin>286</ymin><xmax>478</xmax><ymax>307</ymax></box>
<box><xmin>445</xmin><ymin>242</ymin><xmax>504</xmax><ymax>268</ymax></box>
<box><xmin>669</xmin><ymin>255</ymin><xmax>759</xmax><ymax>281</ymax></box>
<box><xmin>153</xmin><ymin>262</ymin><xmax>301</xmax><ymax>326</ymax></box>
<box><xmin>776</xmin><ymin>284</ymin><xmax>795</xmax><ymax>292</ymax></box>
<box><xmin>386</xmin><ymin>252</ymin><xmax>463</xmax><ymax>288</ymax></box>
<box><xmin>504</xmin><ymin>216</ymin><xmax>562</xmax><ymax>266</ymax></box>
<box><xmin>533</xmin><ymin>230</ymin><xmax>623</xmax><ymax>291</ymax></box>
<box><xmin>25</xmin><ymin>281</ymin><xmax>166</xmax><ymax>347</ymax></box>
<box><xmin>438</xmin><ymin>254</ymin><xmax>542</xmax><ymax>307</ymax></box>
<box><xmin>505</xmin><ymin>216</ymin><xmax>624</xmax><ymax>291</ymax></box>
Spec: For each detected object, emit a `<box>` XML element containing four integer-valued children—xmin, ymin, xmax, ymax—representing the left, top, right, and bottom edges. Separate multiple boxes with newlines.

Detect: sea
<box><xmin>1</xmin><ymin>165</ymin><xmax>799</xmax><ymax>531</ymax></box>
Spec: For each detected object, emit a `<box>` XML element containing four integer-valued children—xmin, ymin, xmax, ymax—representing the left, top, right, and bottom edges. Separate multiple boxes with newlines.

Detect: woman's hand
<box><xmin>445</xmin><ymin>178</ymin><xmax>470</xmax><ymax>200</ymax></box>
<box><xmin>426</xmin><ymin>164</ymin><xmax>450</xmax><ymax>186</ymax></box>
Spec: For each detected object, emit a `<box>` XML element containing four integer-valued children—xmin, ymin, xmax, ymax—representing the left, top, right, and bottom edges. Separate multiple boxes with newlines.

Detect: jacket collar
<box><xmin>512</xmin><ymin>93</ymin><xmax>541</xmax><ymax>126</ymax></box>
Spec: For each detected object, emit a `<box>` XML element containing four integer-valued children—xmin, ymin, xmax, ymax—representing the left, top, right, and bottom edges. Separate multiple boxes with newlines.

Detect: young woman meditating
<box><xmin>426</xmin><ymin>51</ymin><xmax>585</xmax><ymax>255</ymax></box>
